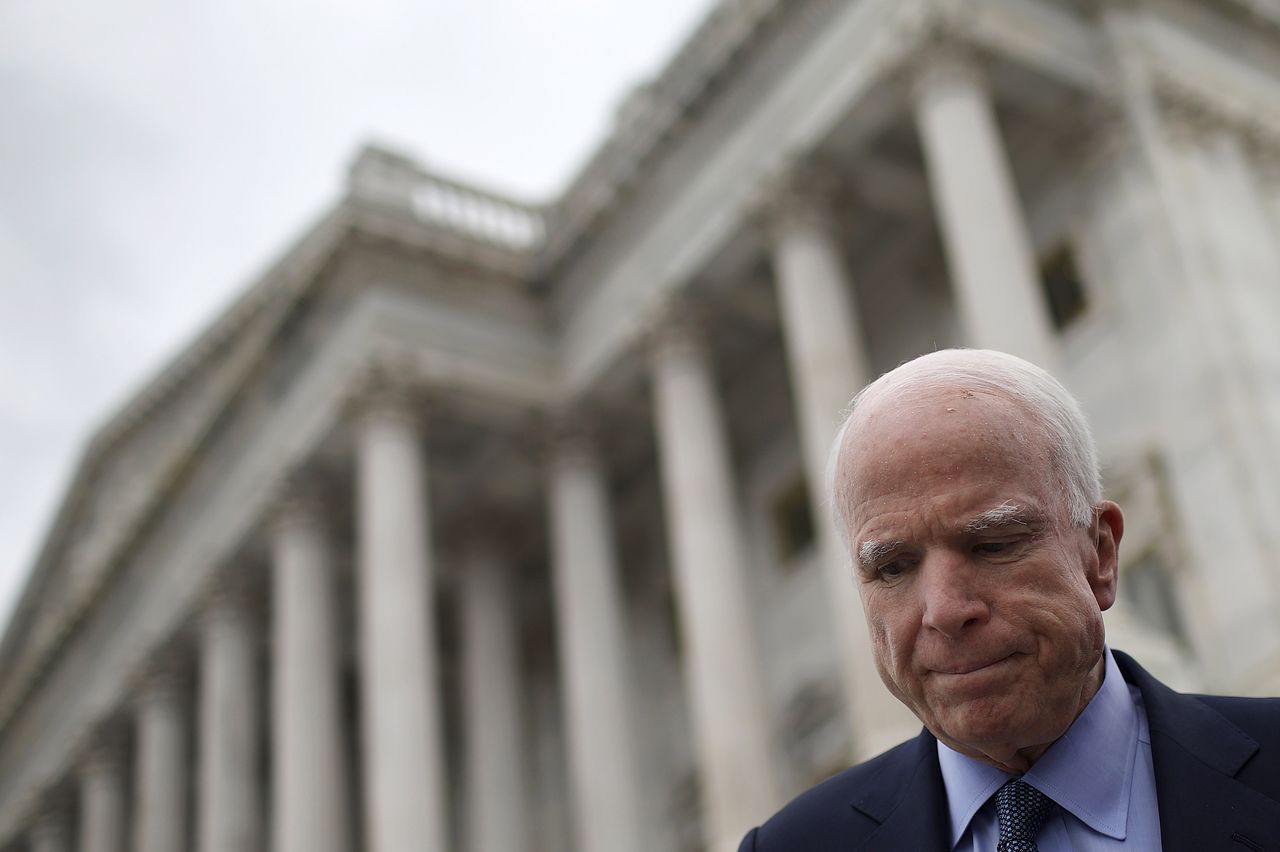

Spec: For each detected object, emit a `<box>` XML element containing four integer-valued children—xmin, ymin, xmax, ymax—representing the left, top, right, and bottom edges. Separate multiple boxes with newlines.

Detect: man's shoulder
<box><xmin>1193</xmin><ymin>693</ymin><xmax>1280</xmax><ymax>776</ymax></box>
<box><xmin>1116</xmin><ymin>650</ymin><xmax>1280</xmax><ymax>803</ymax></box>
<box><xmin>1116</xmin><ymin>650</ymin><xmax>1280</xmax><ymax>745</ymax></box>
<box><xmin>740</xmin><ymin>733</ymin><xmax>939</xmax><ymax>852</ymax></box>
<box><xmin>1194</xmin><ymin>692</ymin><xmax>1280</xmax><ymax>727</ymax></box>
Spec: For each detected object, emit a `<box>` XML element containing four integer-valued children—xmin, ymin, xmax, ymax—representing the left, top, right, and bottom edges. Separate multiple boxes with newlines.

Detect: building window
<box><xmin>1039</xmin><ymin>243</ymin><xmax>1088</xmax><ymax>330</ymax></box>
<box><xmin>1121</xmin><ymin>551</ymin><xmax>1190</xmax><ymax>647</ymax></box>
<box><xmin>781</xmin><ymin>680</ymin><xmax>847</xmax><ymax>784</ymax></box>
<box><xmin>770</xmin><ymin>476</ymin><xmax>815</xmax><ymax>564</ymax></box>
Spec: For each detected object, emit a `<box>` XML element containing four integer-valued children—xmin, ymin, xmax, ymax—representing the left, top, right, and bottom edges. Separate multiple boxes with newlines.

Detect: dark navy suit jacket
<box><xmin>739</xmin><ymin>651</ymin><xmax>1280</xmax><ymax>851</ymax></box>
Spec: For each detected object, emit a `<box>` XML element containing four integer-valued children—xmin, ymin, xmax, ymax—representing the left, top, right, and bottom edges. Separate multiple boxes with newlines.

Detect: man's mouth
<box><xmin>932</xmin><ymin>654</ymin><xmax>1015</xmax><ymax>675</ymax></box>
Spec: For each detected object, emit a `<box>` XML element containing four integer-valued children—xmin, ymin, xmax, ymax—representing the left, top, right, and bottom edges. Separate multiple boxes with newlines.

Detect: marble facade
<box><xmin>3</xmin><ymin>1</ymin><xmax>1280</xmax><ymax>850</ymax></box>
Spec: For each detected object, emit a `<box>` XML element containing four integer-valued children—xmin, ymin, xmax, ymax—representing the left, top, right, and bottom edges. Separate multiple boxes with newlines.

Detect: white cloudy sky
<box><xmin>0</xmin><ymin>0</ymin><xmax>718</xmax><ymax>632</ymax></box>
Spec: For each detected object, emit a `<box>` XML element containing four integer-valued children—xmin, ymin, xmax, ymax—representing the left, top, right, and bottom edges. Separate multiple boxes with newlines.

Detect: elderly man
<box><xmin>739</xmin><ymin>349</ymin><xmax>1280</xmax><ymax>851</ymax></box>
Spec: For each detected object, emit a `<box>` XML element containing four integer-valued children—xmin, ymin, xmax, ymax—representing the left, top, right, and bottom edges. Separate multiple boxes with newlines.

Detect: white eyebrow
<box><xmin>858</xmin><ymin>539</ymin><xmax>903</xmax><ymax>568</ymax></box>
<box><xmin>964</xmin><ymin>500</ymin><xmax>1031</xmax><ymax>533</ymax></box>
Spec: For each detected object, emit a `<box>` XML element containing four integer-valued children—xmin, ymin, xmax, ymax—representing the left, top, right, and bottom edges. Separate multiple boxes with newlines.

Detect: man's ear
<box><xmin>1089</xmin><ymin>500</ymin><xmax>1124</xmax><ymax>611</ymax></box>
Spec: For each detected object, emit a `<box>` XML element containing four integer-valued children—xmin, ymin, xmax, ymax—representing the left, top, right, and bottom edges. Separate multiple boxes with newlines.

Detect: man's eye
<box><xmin>974</xmin><ymin>540</ymin><xmax>1018</xmax><ymax>557</ymax></box>
<box><xmin>878</xmin><ymin>561</ymin><xmax>909</xmax><ymax>580</ymax></box>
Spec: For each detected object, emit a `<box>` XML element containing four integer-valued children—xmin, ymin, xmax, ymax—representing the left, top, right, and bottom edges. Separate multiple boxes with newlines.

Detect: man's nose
<box><xmin>919</xmin><ymin>553</ymin><xmax>989</xmax><ymax>638</ymax></box>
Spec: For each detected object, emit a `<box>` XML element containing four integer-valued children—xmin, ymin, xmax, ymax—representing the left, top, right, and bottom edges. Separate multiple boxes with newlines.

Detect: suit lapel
<box><xmin>852</xmin><ymin>730</ymin><xmax>951</xmax><ymax>851</ymax></box>
<box><xmin>1116</xmin><ymin>651</ymin><xmax>1280</xmax><ymax>852</ymax></box>
<box><xmin>1147</xmin><ymin>738</ymin><xmax>1280</xmax><ymax>852</ymax></box>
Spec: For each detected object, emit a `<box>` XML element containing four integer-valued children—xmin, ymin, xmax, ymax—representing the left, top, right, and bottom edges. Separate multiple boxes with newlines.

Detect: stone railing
<box><xmin>410</xmin><ymin>169</ymin><xmax>546</xmax><ymax>251</ymax></box>
<box><xmin>347</xmin><ymin>145</ymin><xmax>546</xmax><ymax>253</ymax></box>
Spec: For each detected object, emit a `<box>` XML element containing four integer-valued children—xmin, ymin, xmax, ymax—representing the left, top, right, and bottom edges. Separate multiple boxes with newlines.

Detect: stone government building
<box><xmin>4</xmin><ymin>0</ymin><xmax>1280</xmax><ymax>850</ymax></box>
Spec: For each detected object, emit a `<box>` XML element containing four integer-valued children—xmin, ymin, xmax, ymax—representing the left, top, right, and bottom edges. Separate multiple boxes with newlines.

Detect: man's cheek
<box><xmin>868</xmin><ymin>621</ymin><xmax>902</xmax><ymax>684</ymax></box>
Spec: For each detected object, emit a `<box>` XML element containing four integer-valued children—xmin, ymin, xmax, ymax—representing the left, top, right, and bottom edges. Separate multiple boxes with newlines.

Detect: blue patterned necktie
<box><xmin>994</xmin><ymin>778</ymin><xmax>1054</xmax><ymax>851</ymax></box>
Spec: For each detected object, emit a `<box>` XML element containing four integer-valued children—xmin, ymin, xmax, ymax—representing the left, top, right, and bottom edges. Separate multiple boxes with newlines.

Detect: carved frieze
<box><xmin>1150</xmin><ymin>66</ymin><xmax>1280</xmax><ymax>153</ymax></box>
<box><xmin>752</xmin><ymin>156</ymin><xmax>853</xmax><ymax>242</ymax></box>
<box><xmin>344</xmin><ymin>355</ymin><xmax>426</xmax><ymax>430</ymax></box>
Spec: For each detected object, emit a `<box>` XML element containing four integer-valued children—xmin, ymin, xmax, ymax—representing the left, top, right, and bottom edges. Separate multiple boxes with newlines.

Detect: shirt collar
<box><xmin>937</xmin><ymin>647</ymin><xmax>1139</xmax><ymax>846</ymax></box>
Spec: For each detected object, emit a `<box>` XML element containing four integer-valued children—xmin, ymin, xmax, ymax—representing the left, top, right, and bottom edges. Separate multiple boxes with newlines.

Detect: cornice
<box><xmin>93</xmin><ymin>209</ymin><xmax>351</xmax><ymax>463</ymax></box>
<box><xmin>535</xmin><ymin>0</ymin><xmax>813</xmax><ymax>279</ymax></box>
<box><xmin>1105</xmin><ymin>0</ymin><xmax>1280</xmax><ymax>147</ymax></box>
<box><xmin>1150</xmin><ymin>63</ymin><xmax>1280</xmax><ymax>150</ymax></box>
<box><xmin>0</xmin><ymin>208</ymin><xmax>350</xmax><ymax>712</ymax></box>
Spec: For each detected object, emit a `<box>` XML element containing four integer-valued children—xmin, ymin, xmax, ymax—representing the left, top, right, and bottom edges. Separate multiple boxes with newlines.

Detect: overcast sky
<box><xmin>0</xmin><ymin>0</ymin><xmax>718</xmax><ymax>633</ymax></box>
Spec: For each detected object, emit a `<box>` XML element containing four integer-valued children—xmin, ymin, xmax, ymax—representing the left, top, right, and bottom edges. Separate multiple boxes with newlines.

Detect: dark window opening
<box><xmin>771</xmin><ymin>476</ymin><xmax>815</xmax><ymax>564</ymax></box>
<box><xmin>1039</xmin><ymin>243</ymin><xmax>1088</xmax><ymax>330</ymax></box>
<box><xmin>1121</xmin><ymin>551</ymin><xmax>1190</xmax><ymax>647</ymax></box>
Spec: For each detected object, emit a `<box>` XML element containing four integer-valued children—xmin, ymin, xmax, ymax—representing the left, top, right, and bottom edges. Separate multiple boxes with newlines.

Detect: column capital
<box><xmin>196</xmin><ymin>572</ymin><xmax>257</xmax><ymax>631</ymax></box>
<box><xmin>641</xmin><ymin>293</ymin><xmax>710</xmax><ymax>366</ymax></box>
<box><xmin>905</xmin><ymin>37</ymin><xmax>989</xmax><ymax>105</ymax></box>
<box><xmin>437</xmin><ymin>508</ymin><xmax>531</xmax><ymax>572</ymax></box>
<box><xmin>267</xmin><ymin>468</ymin><xmax>332</xmax><ymax>535</ymax></box>
<box><xmin>29</xmin><ymin>786</ymin><xmax>73</xmax><ymax>837</ymax></box>
<box><xmin>74</xmin><ymin>720</ymin><xmax>129</xmax><ymax>778</ymax></box>
<box><xmin>1248</xmin><ymin>134</ymin><xmax>1280</xmax><ymax>187</ymax></box>
<box><xmin>1149</xmin><ymin>72</ymin><xmax>1262</xmax><ymax>153</ymax></box>
<box><xmin>129</xmin><ymin>647</ymin><xmax>190</xmax><ymax>706</ymax></box>
<box><xmin>1154</xmin><ymin>84</ymin><xmax>1219</xmax><ymax>148</ymax></box>
<box><xmin>754</xmin><ymin>157</ymin><xmax>851</xmax><ymax>240</ymax></box>
<box><xmin>539</xmin><ymin>404</ymin><xmax>607</xmax><ymax>466</ymax></box>
<box><xmin>347</xmin><ymin>358</ymin><xmax>426</xmax><ymax>429</ymax></box>
<box><xmin>1068</xmin><ymin>102</ymin><xmax>1134</xmax><ymax>185</ymax></box>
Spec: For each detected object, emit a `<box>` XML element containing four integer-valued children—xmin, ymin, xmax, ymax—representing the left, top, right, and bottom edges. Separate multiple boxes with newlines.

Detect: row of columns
<box><xmin>20</xmin><ymin>46</ymin><xmax>1055</xmax><ymax>852</ymax></box>
<box><xmin>25</xmin><ymin>392</ymin><xmax>527</xmax><ymax>852</ymax></box>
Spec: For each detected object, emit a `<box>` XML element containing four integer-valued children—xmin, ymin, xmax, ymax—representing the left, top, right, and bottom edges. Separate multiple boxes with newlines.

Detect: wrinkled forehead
<box><xmin>835</xmin><ymin>386</ymin><xmax>1054</xmax><ymax>502</ymax></box>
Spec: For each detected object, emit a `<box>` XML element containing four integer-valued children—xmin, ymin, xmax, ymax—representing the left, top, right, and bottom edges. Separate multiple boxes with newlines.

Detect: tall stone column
<box><xmin>649</xmin><ymin>317</ymin><xmax>778</xmax><ymax>851</ymax></box>
<box><xmin>133</xmin><ymin>670</ymin><xmax>188</xmax><ymax>852</ymax></box>
<box><xmin>546</xmin><ymin>432</ymin><xmax>644</xmax><ymax>852</ymax></box>
<box><xmin>270</xmin><ymin>487</ymin><xmax>350</xmax><ymax>852</ymax></box>
<box><xmin>459</xmin><ymin>540</ymin><xmax>528</xmax><ymax>852</ymax></box>
<box><xmin>354</xmin><ymin>385</ymin><xmax>448</xmax><ymax>852</ymax></box>
<box><xmin>766</xmin><ymin>174</ymin><xmax>920</xmax><ymax>758</ymax></box>
<box><xmin>529</xmin><ymin>669</ymin><xmax>571</xmax><ymax>852</ymax></box>
<box><xmin>78</xmin><ymin>743</ymin><xmax>126</xmax><ymax>852</ymax></box>
<box><xmin>913</xmin><ymin>48</ymin><xmax>1056</xmax><ymax>367</ymax></box>
<box><xmin>196</xmin><ymin>587</ymin><xmax>261</xmax><ymax>852</ymax></box>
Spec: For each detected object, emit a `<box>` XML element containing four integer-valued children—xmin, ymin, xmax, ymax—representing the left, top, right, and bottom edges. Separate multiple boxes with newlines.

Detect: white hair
<box><xmin>826</xmin><ymin>349</ymin><xmax>1101</xmax><ymax>555</ymax></box>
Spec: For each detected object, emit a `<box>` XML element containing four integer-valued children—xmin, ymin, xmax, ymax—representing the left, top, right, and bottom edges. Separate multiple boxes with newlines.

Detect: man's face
<box><xmin>837</xmin><ymin>390</ymin><xmax>1121</xmax><ymax>771</ymax></box>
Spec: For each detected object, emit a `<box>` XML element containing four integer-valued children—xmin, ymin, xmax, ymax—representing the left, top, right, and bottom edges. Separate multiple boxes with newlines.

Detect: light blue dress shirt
<box><xmin>937</xmin><ymin>648</ymin><xmax>1163</xmax><ymax>850</ymax></box>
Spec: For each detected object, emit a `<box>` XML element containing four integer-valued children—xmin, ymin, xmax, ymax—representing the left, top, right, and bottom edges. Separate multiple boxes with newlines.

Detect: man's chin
<box><xmin>928</xmin><ymin>699</ymin><xmax>1033</xmax><ymax>751</ymax></box>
